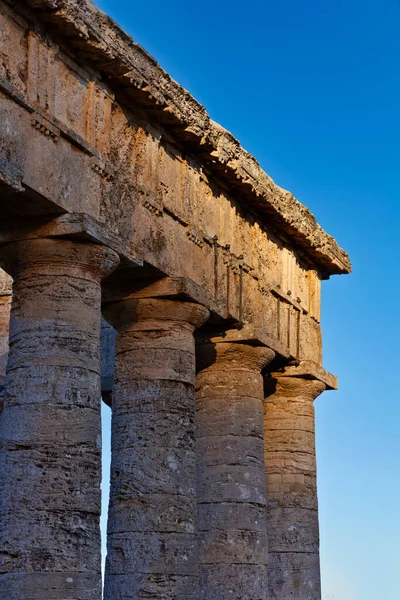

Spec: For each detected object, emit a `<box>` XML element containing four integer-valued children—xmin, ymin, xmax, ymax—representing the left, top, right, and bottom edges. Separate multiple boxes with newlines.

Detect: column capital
<box><xmin>197</xmin><ymin>340</ymin><xmax>275</xmax><ymax>374</ymax></box>
<box><xmin>0</xmin><ymin>238</ymin><xmax>120</xmax><ymax>282</ymax></box>
<box><xmin>103</xmin><ymin>297</ymin><xmax>209</xmax><ymax>385</ymax></box>
<box><xmin>0</xmin><ymin>269</ymin><xmax>12</xmax><ymax>296</ymax></box>
<box><xmin>266</xmin><ymin>374</ymin><xmax>326</xmax><ymax>402</ymax></box>
<box><xmin>271</xmin><ymin>359</ymin><xmax>337</xmax><ymax>390</ymax></box>
<box><xmin>103</xmin><ymin>296</ymin><xmax>209</xmax><ymax>332</ymax></box>
<box><xmin>196</xmin><ymin>322</ymin><xmax>290</xmax><ymax>359</ymax></box>
<box><xmin>103</xmin><ymin>275</ymin><xmax>220</xmax><ymax>313</ymax></box>
<box><xmin>0</xmin><ymin>213</ymin><xmax>141</xmax><ymax>268</ymax></box>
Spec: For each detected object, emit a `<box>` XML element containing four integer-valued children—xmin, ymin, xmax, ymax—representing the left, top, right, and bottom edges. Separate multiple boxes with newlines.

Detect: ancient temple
<box><xmin>0</xmin><ymin>1</ymin><xmax>351</xmax><ymax>598</ymax></box>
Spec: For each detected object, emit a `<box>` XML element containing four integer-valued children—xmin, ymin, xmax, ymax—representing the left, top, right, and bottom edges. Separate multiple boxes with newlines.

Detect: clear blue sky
<box><xmin>97</xmin><ymin>1</ymin><xmax>400</xmax><ymax>598</ymax></box>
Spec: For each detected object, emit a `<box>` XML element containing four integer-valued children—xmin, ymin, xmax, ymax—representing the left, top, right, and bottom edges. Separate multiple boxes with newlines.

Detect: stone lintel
<box><xmin>272</xmin><ymin>359</ymin><xmax>338</xmax><ymax>390</ymax></box>
<box><xmin>15</xmin><ymin>0</ymin><xmax>351</xmax><ymax>278</ymax></box>
<box><xmin>102</xmin><ymin>273</ymin><xmax>292</xmax><ymax>361</ymax></box>
<box><xmin>0</xmin><ymin>213</ymin><xmax>143</xmax><ymax>268</ymax></box>
<box><xmin>104</xmin><ymin>275</ymin><xmax>290</xmax><ymax>358</ymax></box>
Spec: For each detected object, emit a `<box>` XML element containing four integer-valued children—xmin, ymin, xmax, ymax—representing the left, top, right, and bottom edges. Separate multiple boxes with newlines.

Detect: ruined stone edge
<box><xmin>16</xmin><ymin>0</ymin><xmax>351</xmax><ymax>277</ymax></box>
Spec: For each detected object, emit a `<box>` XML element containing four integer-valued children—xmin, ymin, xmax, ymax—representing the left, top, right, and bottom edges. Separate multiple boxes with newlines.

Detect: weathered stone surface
<box><xmin>0</xmin><ymin>572</ymin><xmax>101</xmax><ymax>600</ymax></box>
<box><xmin>278</xmin><ymin>359</ymin><xmax>338</xmax><ymax>390</ymax></box>
<box><xmin>9</xmin><ymin>0</ymin><xmax>350</xmax><ymax>277</ymax></box>
<box><xmin>264</xmin><ymin>376</ymin><xmax>326</xmax><ymax>600</ymax></box>
<box><xmin>200</xmin><ymin>564</ymin><xmax>270</xmax><ymax>600</ymax></box>
<box><xmin>0</xmin><ymin>268</ymin><xmax>12</xmax><ymax>393</ymax></box>
<box><xmin>0</xmin><ymin>213</ymin><xmax>143</xmax><ymax>267</ymax></box>
<box><xmin>196</xmin><ymin>341</ymin><xmax>275</xmax><ymax>600</ymax></box>
<box><xmin>0</xmin><ymin>238</ymin><xmax>119</xmax><ymax>600</ymax></box>
<box><xmin>101</xmin><ymin>316</ymin><xmax>117</xmax><ymax>405</ymax></box>
<box><xmin>268</xmin><ymin>552</ymin><xmax>321</xmax><ymax>600</ymax></box>
<box><xmin>0</xmin><ymin>0</ymin><xmax>351</xmax><ymax>370</ymax></box>
<box><xmin>103</xmin><ymin>297</ymin><xmax>209</xmax><ymax>600</ymax></box>
<box><xmin>0</xmin><ymin>1</ymin><xmax>351</xmax><ymax>597</ymax></box>
<box><xmin>104</xmin><ymin>574</ymin><xmax>198</xmax><ymax>600</ymax></box>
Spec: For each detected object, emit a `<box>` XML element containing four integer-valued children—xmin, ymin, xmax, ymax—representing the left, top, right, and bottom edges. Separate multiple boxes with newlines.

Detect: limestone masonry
<box><xmin>0</xmin><ymin>1</ymin><xmax>351</xmax><ymax>599</ymax></box>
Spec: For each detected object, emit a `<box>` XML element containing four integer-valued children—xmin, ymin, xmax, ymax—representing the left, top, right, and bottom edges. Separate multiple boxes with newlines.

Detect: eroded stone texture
<box><xmin>0</xmin><ymin>268</ymin><xmax>12</xmax><ymax>394</ymax></box>
<box><xmin>0</xmin><ymin>0</ymin><xmax>351</xmax><ymax>369</ymax></box>
<box><xmin>264</xmin><ymin>376</ymin><xmax>325</xmax><ymax>600</ymax></box>
<box><xmin>196</xmin><ymin>341</ymin><xmax>275</xmax><ymax>600</ymax></box>
<box><xmin>101</xmin><ymin>316</ymin><xmax>117</xmax><ymax>406</ymax></box>
<box><xmin>0</xmin><ymin>238</ymin><xmax>119</xmax><ymax>600</ymax></box>
<box><xmin>102</xmin><ymin>297</ymin><xmax>209</xmax><ymax>600</ymax></box>
<box><xmin>0</xmin><ymin>1</ymin><xmax>351</xmax><ymax>597</ymax></box>
<box><xmin>4</xmin><ymin>0</ymin><xmax>351</xmax><ymax>276</ymax></box>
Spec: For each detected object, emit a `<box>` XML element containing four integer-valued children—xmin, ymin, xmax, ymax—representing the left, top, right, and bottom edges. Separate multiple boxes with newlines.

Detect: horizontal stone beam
<box><xmin>104</xmin><ymin>275</ymin><xmax>291</xmax><ymax>359</ymax></box>
<box><xmin>14</xmin><ymin>0</ymin><xmax>351</xmax><ymax>277</ymax></box>
<box><xmin>0</xmin><ymin>213</ymin><xmax>143</xmax><ymax>268</ymax></box>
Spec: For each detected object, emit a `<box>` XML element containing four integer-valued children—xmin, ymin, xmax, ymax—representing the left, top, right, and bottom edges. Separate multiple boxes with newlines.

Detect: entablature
<box><xmin>2</xmin><ymin>0</ymin><xmax>350</xmax><ymax>278</ymax></box>
<box><xmin>0</xmin><ymin>0</ymin><xmax>351</xmax><ymax>379</ymax></box>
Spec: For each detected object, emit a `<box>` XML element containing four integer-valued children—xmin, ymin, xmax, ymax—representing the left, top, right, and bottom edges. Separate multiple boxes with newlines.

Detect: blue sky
<box><xmin>97</xmin><ymin>1</ymin><xmax>400</xmax><ymax>598</ymax></box>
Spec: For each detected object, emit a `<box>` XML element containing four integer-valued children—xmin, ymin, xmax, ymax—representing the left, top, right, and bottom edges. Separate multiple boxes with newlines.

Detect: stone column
<box><xmin>264</xmin><ymin>375</ymin><xmax>326</xmax><ymax>600</ymax></box>
<box><xmin>103</xmin><ymin>296</ymin><xmax>209</xmax><ymax>600</ymax></box>
<box><xmin>0</xmin><ymin>238</ymin><xmax>119</xmax><ymax>600</ymax></box>
<box><xmin>196</xmin><ymin>340</ymin><xmax>275</xmax><ymax>600</ymax></box>
<box><xmin>0</xmin><ymin>269</ymin><xmax>12</xmax><ymax>396</ymax></box>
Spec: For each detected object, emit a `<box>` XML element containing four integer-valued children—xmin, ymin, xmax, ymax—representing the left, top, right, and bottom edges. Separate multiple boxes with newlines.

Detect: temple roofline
<box><xmin>13</xmin><ymin>0</ymin><xmax>351</xmax><ymax>277</ymax></box>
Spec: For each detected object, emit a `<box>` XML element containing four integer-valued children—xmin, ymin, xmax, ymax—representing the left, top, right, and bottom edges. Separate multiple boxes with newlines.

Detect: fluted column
<box><xmin>0</xmin><ymin>238</ymin><xmax>119</xmax><ymax>600</ymax></box>
<box><xmin>103</xmin><ymin>297</ymin><xmax>209</xmax><ymax>600</ymax></box>
<box><xmin>264</xmin><ymin>375</ymin><xmax>326</xmax><ymax>600</ymax></box>
<box><xmin>196</xmin><ymin>341</ymin><xmax>275</xmax><ymax>600</ymax></box>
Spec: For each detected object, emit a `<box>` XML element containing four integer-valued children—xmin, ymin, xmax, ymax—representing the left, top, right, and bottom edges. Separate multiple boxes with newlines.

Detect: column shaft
<box><xmin>264</xmin><ymin>376</ymin><xmax>325</xmax><ymax>600</ymax></box>
<box><xmin>196</xmin><ymin>342</ymin><xmax>275</xmax><ymax>600</ymax></box>
<box><xmin>0</xmin><ymin>269</ymin><xmax>12</xmax><ymax>394</ymax></box>
<box><xmin>103</xmin><ymin>297</ymin><xmax>209</xmax><ymax>600</ymax></box>
<box><xmin>0</xmin><ymin>238</ymin><xmax>119</xmax><ymax>600</ymax></box>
